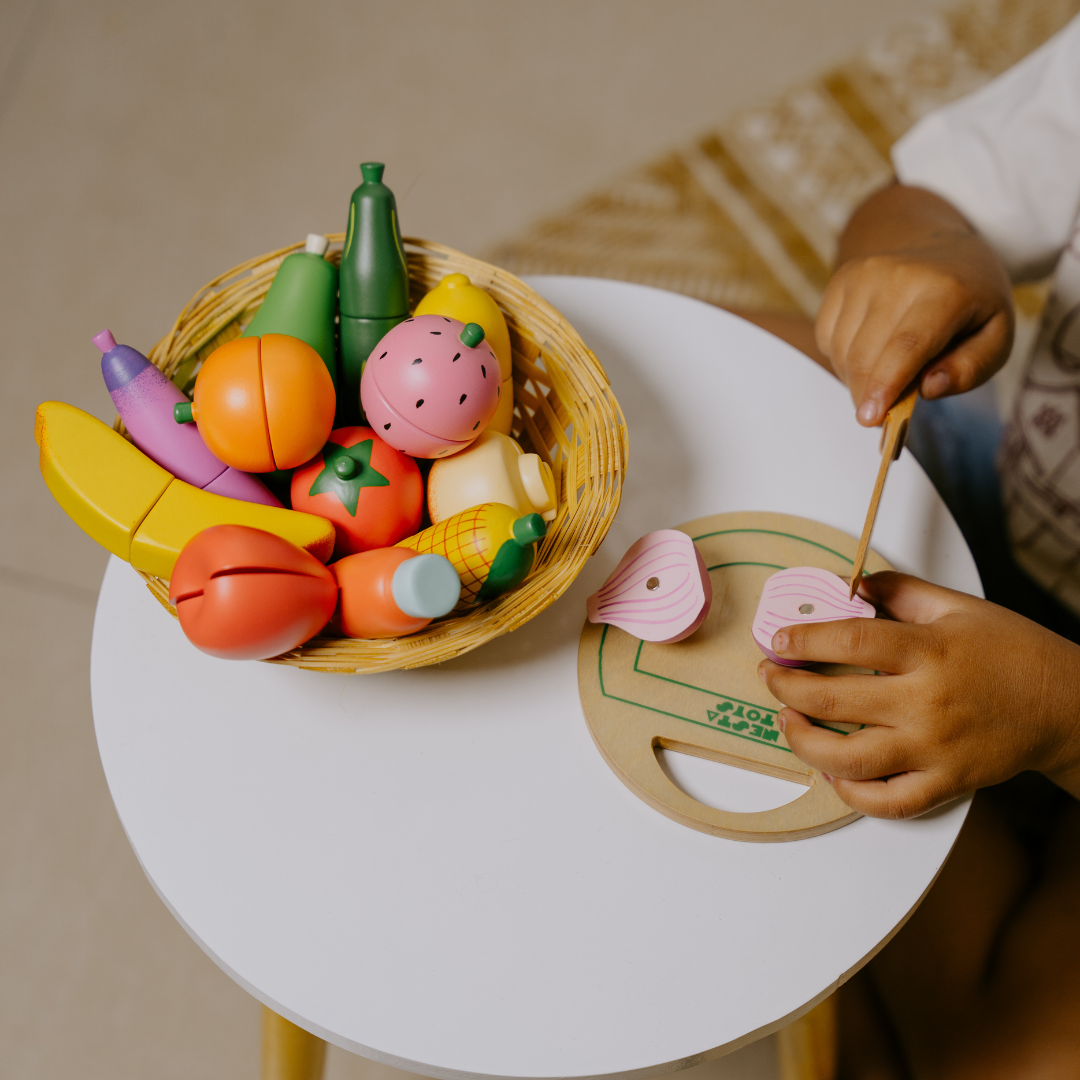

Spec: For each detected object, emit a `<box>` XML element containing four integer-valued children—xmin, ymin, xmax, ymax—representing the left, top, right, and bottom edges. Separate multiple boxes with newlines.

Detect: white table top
<box><xmin>91</xmin><ymin>278</ymin><xmax>980</xmax><ymax>1080</ymax></box>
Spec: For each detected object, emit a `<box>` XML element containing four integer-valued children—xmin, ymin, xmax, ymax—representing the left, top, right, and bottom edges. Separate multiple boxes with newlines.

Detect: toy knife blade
<box><xmin>849</xmin><ymin>386</ymin><xmax>918</xmax><ymax>600</ymax></box>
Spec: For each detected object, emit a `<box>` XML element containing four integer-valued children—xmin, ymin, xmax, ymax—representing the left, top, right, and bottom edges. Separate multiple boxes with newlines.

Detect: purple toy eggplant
<box><xmin>94</xmin><ymin>329</ymin><xmax>280</xmax><ymax>506</ymax></box>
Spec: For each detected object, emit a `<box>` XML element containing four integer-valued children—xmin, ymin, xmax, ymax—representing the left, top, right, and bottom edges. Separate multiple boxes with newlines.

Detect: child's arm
<box><xmin>757</xmin><ymin>572</ymin><xmax>1080</xmax><ymax>817</ymax></box>
<box><xmin>817</xmin><ymin>183</ymin><xmax>1015</xmax><ymax>427</ymax></box>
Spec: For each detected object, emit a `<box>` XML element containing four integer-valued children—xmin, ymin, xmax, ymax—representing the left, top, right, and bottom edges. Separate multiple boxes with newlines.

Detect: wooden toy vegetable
<box><xmin>289</xmin><ymin>426</ymin><xmax>423</xmax><ymax>558</ymax></box>
<box><xmin>173</xmin><ymin>334</ymin><xmax>335</xmax><ymax>472</ymax></box>
<box><xmin>361</xmin><ymin>315</ymin><xmax>500</xmax><ymax>458</ymax></box>
<box><xmin>396</xmin><ymin>502</ymin><xmax>545</xmax><ymax>604</ymax></box>
<box><xmin>426</xmin><ymin>430</ymin><xmax>556</xmax><ymax>526</ymax></box>
<box><xmin>339</xmin><ymin>162</ymin><xmax>409</xmax><ymax>425</ymax></box>
<box><xmin>752</xmin><ymin>566</ymin><xmax>875</xmax><ymax>667</ymax></box>
<box><xmin>170</xmin><ymin>525</ymin><xmax>338</xmax><ymax>660</ymax></box>
<box><xmin>94</xmin><ymin>329</ymin><xmax>280</xmax><ymax>507</ymax></box>
<box><xmin>242</xmin><ymin>234</ymin><xmax>339</xmax><ymax>388</ymax></box>
<box><xmin>415</xmin><ymin>273</ymin><xmax>514</xmax><ymax>434</ymax></box>
<box><xmin>586</xmin><ymin>530</ymin><xmax>712</xmax><ymax>643</ymax></box>
<box><xmin>330</xmin><ymin>547</ymin><xmax>461</xmax><ymax>638</ymax></box>
<box><xmin>36</xmin><ymin>401</ymin><xmax>335</xmax><ymax>579</ymax></box>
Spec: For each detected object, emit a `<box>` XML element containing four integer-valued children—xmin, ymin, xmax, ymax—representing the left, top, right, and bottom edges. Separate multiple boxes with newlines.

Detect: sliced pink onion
<box><xmin>587</xmin><ymin>530</ymin><xmax>712</xmax><ymax>643</ymax></box>
<box><xmin>752</xmin><ymin>566</ymin><xmax>875</xmax><ymax>667</ymax></box>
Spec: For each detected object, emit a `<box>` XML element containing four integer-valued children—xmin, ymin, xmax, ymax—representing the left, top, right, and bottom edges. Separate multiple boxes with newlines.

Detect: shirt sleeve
<box><xmin>891</xmin><ymin>15</ymin><xmax>1080</xmax><ymax>280</ymax></box>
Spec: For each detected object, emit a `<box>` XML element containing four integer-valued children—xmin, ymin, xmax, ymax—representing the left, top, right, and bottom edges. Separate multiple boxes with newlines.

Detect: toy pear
<box><xmin>243</xmin><ymin>234</ymin><xmax>339</xmax><ymax>388</ymax></box>
<box><xmin>415</xmin><ymin>274</ymin><xmax>514</xmax><ymax>434</ymax></box>
<box><xmin>339</xmin><ymin>162</ymin><xmax>409</xmax><ymax>425</ymax></box>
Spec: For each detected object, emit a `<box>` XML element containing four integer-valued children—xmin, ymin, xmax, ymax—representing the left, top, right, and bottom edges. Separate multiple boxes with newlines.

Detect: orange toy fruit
<box><xmin>170</xmin><ymin>524</ymin><xmax>338</xmax><ymax>660</ymax></box>
<box><xmin>289</xmin><ymin>426</ymin><xmax>423</xmax><ymax>559</ymax></box>
<box><xmin>176</xmin><ymin>334</ymin><xmax>335</xmax><ymax>472</ymax></box>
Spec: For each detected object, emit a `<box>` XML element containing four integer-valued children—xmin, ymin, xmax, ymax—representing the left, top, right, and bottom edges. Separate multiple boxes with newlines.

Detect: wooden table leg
<box><xmin>262</xmin><ymin>1005</ymin><xmax>327</xmax><ymax>1080</ymax></box>
<box><xmin>777</xmin><ymin>994</ymin><xmax>837</xmax><ymax>1080</ymax></box>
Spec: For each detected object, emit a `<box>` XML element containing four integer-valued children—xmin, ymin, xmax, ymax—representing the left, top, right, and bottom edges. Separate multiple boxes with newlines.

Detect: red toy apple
<box><xmin>290</xmin><ymin>426</ymin><xmax>423</xmax><ymax>558</ymax></box>
<box><xmin>169</xmin><ymin>524</ymin><xmax>338</xmax><ymax>660</ymax></box>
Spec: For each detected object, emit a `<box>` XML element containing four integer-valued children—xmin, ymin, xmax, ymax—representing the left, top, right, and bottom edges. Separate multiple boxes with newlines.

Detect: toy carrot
<box><xmin>395</xmin><ymin>502</ymin><xmax>545</xmax><ymax>604</ymax></box>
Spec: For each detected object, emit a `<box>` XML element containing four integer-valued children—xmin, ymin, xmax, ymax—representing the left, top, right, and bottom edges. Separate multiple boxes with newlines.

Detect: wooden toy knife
<box><xmin>849</xmin><ymin>386</ymin><xmax>918</xmax><ymax>600</ymax></box>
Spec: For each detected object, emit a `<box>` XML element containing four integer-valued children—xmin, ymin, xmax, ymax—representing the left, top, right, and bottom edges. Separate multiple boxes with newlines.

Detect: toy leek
<box><xmin>395</xmin><ymin>502</ymin><xmax>545</xmax><ymax>604</ymax></box>
<box><xmin>339</xmin><ymin>162</ymin><xmax>409</xmax><ymax>425</ymax></box>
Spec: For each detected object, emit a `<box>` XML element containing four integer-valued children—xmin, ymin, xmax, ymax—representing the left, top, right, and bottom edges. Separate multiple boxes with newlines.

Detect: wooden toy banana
<box><xmin>35</xmin><ymin>401</ymin><xmax>335</xmax><ymax>579</ymax></box>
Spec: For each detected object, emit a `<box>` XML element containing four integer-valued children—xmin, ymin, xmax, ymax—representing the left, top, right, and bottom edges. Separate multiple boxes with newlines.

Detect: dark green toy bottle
<box><xmin>243</xmin><ymin>234</ymin><xmax>339</xmax><ymax>389</ymax></box>
<box><xmin>339</xmin><ymin>162</ymin><xmax>410</xmax><ymax>425</ymax></box>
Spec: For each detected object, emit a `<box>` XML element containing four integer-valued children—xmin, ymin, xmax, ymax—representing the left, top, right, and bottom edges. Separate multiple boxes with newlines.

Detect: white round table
<box><xmin>91</xmin><ymin>278</ymin><xmax>980</xmax><ymax>1079</ymax></box>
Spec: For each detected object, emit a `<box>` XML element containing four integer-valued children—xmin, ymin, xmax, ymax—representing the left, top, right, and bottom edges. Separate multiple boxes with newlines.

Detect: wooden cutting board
<box><xmin>578</xmin><ymin>510</ymin><xmax>892</xmax><ymax>842</ymax></box>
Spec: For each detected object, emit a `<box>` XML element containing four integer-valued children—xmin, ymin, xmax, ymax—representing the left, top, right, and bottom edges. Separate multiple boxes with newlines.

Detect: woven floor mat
<box><xmin>488</xmin><ymin>0</ymin><xmax>1080</xmax><ymax>317</ymax></box>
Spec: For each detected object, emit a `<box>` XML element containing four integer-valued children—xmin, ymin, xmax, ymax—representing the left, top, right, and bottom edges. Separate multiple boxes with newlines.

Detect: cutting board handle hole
<box><xmin>654</xmin><ymin>741</ymin><xmax>808</xmax><ymax>815</ymax></box>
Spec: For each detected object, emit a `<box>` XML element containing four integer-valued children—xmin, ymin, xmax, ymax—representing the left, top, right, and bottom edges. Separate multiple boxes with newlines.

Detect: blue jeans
<box><xmin>906</xmin><ymin>386</ymin><xmax>1080</xmax><ymax>644</ymax></box>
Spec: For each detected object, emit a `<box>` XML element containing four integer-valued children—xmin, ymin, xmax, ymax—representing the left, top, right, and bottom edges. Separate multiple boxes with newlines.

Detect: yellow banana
<box><xmin>36</xmin><ymin>401</ymin><xmax>335</xmax><ymax>579</ymax></box>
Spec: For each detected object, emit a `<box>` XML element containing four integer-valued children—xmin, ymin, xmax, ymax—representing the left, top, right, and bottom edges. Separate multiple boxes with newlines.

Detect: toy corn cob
<box><xmin>395</xmin><ymin>502</ymin><xmax>545</xmax><ymax>604</ymax></box>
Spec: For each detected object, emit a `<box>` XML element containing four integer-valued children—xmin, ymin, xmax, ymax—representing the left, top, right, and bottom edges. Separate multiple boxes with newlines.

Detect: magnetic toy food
<box><xmin>586</xmin><ymin>530</ymin><xmax>712</xmax><ymax>643</ymax></box>
<box><xmin>338</xmin><ymin>162</ymin><xmax>410</xmax><ymax>424</ymax></box>
<box><xmin>426</xmin><ymin>430</ymin><xmax>556</xmax><ymax>525</ymax></box>
<box><xmin>289</xmin><ymin>426</ymin><xmax>423</xmax><ymax>559</ymax></box>
<box><xmin>330</xmin><ymin>547</ymin><xmax>461</xmax><ymax>638</ymax></box>
<box><xmin>361</xmin><ymin>315</ymin><xmax>501</xmax><ymax>458</ymax></box>
<box><xmin>36</xmin><ymin>401</ymin><xmax>335</xmax><ymax>579</ymax></box>
<box><xmin>174</xmin><ymin>334</ymin><xmax>335</xmax><ymax>472</ymax></box>
<box><xmin>95</xmin><ymin>329</ymin><xmax>280</xmax><ymax>506</ymax></box>
<box><xmin>751</xmin><ymin>566</ymin><xmax>875</xmax><ymax>667</ymax></box>
<box><xmin>170</xmin><ymin>525</ymin><xmax>338</xmax><ymax>660</ymax></box>
<box><xmin>396</xmin><ymin>502</ymin><xmax>546</xmax><ymax>604</ymax></box>
<box><xmin>414</xmin><ymin>273</ymin><xmax>514</xmax><ymax>435</ymax></box>
<box><xmin>242</xmin><ymin>234</ymin><xmax>339</xmax><ymax>388</ymax></box>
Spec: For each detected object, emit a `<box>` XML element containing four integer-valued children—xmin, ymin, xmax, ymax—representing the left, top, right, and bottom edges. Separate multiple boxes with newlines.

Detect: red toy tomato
<box><xmin>290</xmin><ymin>426</ymin><xmax>423</xmax><ymax>559</ymax></box>
<box><xmin>170</xmin><ymin>525</ymin><xmax>338</xmax><ymax>660</ymax></box>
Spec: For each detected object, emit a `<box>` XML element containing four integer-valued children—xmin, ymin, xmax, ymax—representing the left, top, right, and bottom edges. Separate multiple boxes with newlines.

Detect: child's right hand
<box><xmin>816</xmin><ymin>184</ymin><xmax>1015</xmax><ymax>428</ymax></box>
<box><xmin>757</xmin><ymin>572</ymin><xmax>1080</xmax><ymax>818</ymax></box>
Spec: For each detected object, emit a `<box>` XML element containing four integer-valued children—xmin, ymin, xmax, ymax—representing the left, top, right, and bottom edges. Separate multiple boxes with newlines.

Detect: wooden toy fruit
<box><xmin>586</xmin><ymin>530</ymin><xmax>712</xmax><ymax>643</ymax></box>
<box><xmin>95</xmin><ymin>329</ymin><xmax>280</xmax><ymax>506</ymax></box>
<box><xmin>427</xmin><ymin>430</ymin><xmax>556</xmax><ymax>525</ymax></box>
<box><xmin>174</xmin><ymin>334</ymin><xmax>335</xmax><ymax>472</ymax></box>
<box><xmin>414</xmin><ymin>273</ymin><xmax>514</xmax><ymax>435</ymax></box>
<box><xmin>170</xmin><ymin>525</ymin><xmax>338</xmax><ymax>660</ymax></box>
<box><xmin>339</xmin><ymin>162</ymin><xmax>410</xmax><ymax>425</ymax></box>
<box><xmin>396</xmin><ymin>502</ymin><xmax>545</xmax><ymax>604</ymax></box>
<box><xmin>330</xmin><ymin>547</ymin><xmax>461</xmax><ymax>638</ymax></box>
<box><xmin>752</xmin><ymin>566</ymin><xmax>875</xmax><ymax>667</ymax></box>
<box><xmin>242</xmin><ymin>235</ymin><xmax>339</xmax><ymax>388</ymax></box>
<box><xmin>36</xmin><ymin>401</ymin><xmax>335</xmax><ymax>579</ymax></box>
<box><xmin>360</xmin><ymin>315</ymin><xmax>501</xmax><ymax>458</ymax></box>
<box><xmin>289</xmin><ymin>426</ymin><xmax>423</xmax><ymax>558</ymax></box>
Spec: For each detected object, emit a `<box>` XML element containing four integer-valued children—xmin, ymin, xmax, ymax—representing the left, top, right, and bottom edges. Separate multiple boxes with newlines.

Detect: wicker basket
<box><xmin>119</xmin><ymin>237</ymin><xmax>627</xmax><ymax>673</ymax></box>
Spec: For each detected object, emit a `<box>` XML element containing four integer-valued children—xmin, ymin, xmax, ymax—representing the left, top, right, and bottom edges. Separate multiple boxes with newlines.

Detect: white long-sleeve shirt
<box><xmin>892</xmin><ymin>15</ymin><xmax>1080</xmax><ymax>613</ymax></box>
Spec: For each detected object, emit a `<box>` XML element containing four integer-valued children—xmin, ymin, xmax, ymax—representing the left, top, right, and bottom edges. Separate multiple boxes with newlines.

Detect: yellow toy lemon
<box><xmin>36</xmin><ymin>401</ymin><xmax>335</xmax><ymax>578</ymax></box>
<box><xmin>414</xmin><ymin>274</ymin><xmax>514</xmax><ymax>434</ymax></box>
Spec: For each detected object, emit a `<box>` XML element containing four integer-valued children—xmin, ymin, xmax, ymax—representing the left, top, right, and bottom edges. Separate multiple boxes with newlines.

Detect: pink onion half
<box><xmin>587</xmin><ymin>530</ymin><xmax>712</xmax><ymax>643</ymax></box>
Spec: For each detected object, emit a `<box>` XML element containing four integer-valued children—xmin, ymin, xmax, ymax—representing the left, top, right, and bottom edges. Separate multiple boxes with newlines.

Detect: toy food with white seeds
<box><xmin>427</xmin><ymin>430</ymin><xmax>557</xmax><ymax>525</ymax></box>
<box><xmin>360</xmin><ymin>314</ymin><xmax>501</xmax><ymax>458</ymax></box>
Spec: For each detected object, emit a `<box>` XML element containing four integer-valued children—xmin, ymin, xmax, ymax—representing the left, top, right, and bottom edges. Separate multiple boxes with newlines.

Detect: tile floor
<box><xmin>1</xmin><ymin>1</ymin><xmax>953</xmax><ymax>1075</ymax></box>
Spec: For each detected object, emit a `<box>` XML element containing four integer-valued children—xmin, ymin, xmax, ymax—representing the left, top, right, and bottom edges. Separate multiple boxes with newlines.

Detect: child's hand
<box><xmin>757</xmin><ymin>572</ymin><xmax>1080</xmax><ymax>818</ymax></box>
<box><xmin>816</xmin><ymin>184</ymin><xmax>1015</xmax><ymax>427</ymax></box>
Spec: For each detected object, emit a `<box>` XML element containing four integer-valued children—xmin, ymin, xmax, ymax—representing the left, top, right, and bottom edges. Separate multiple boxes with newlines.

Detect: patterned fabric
<box><xmin>488</xmin><ymin>0</ymin><xmax>1080</xmax><ymax>319</ymax></box>
<box><xmin>1000</xmin><ymin>230</ymin><xmax>1080</xmax><ymax>611</ymax></box>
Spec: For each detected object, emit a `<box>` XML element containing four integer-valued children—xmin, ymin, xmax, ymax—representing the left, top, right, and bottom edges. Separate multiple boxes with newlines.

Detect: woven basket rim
<box><xmin>127</xmin><ymin>237</ymin><xmax>627</xmax><ymax>673</ymax></box>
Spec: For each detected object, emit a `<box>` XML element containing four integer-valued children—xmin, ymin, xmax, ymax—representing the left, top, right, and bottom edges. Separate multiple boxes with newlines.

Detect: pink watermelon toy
<box><xmin>360</xmin><ymin>314</ymin><xmax>501</xmax><ymax>458</ymax></box>
<box><xmin>752</xmin><ymin>566</ymin><xmax>875</xmax><ymax>667</ymax></box>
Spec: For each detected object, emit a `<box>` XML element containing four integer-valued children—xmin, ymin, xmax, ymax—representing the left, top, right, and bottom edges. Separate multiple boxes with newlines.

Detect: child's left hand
<box><xmin>758</xmin><ymin>572</ymin><xmax>1080</xmax><ymax>817</ymax></box>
